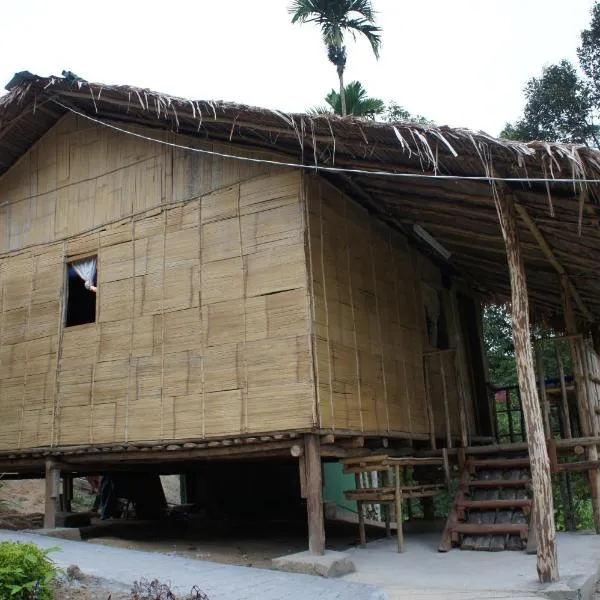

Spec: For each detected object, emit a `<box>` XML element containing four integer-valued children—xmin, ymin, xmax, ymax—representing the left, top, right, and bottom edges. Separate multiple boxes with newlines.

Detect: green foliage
<box><xmin>501</xmin><ymin>61</ymin><xmax>598</xmax><ymax>144</ymax></box>
<box><xmin>503</xmin><ymin>2</ymin><xmax>600</xmax><ymax>145</ymax></box>
<box><xmin>0</xmin><ymin>542</ymin><xmax>59</xmax><ymax>600</ymax></box>
<box><xmin>483</xmin><ymin>304</ymin><xmax>517</xmax><ymax>387</ymax></box>
<box><xmin>383</xmin><ymin>101</ymin><xmax>433</xmax><ymax>125</ymax></box>
<box><xmin>289</xmin><ymin>0</ymin><xmax>382</xmax><ymax>59</ymax></box>
<box><xmin>289</xmin><ymin>0</ymin><xmax>381</xmax><ymax>115</ymax></box>
<box><xmin>311</xmin><ymin>80</ymin><xmax>385</xmax><ymax>117</ymax></box>
<box><xmin>578</xmin><ymin>2</ymin><xmax>600</xmax><ymax>105</ymax></box>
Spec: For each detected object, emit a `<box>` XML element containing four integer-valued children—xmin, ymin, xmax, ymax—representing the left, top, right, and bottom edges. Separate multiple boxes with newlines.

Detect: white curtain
<box><xmin>72</xmin><ymin>257</ymin><xmax>97</xmax><ymax>291</ymax></box>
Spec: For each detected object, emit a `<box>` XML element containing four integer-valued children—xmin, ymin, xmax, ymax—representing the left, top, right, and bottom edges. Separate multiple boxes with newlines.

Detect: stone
<box><xmin>272</xmin><ymin>550</ymin><xmax>355</xmax><ymax>578</ymax></box>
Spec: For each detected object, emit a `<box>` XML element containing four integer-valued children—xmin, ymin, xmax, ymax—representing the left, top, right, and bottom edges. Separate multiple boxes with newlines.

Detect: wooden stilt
<box><xmin>355</xmin><ymin>473</ymin><xmax>366</xmax><ymax>548</ymax></box>
<box><xmin>44</xmin><ymin>460</ymin><xmax>60</xmax><ymax>529</ymax></box>
<box><xmin>304</xmin><ymin>434</ymin><xmax>325</xmax><ymax>555</ymax></box>
<box><xmin>497</xmin><ymin>192</ymin><xmax>558</xmax><ymax>583</ymax></box>
<box><xmin>62</xmin><ymin>473</ymin><xmax>73</xmax><ymax>513</ymax></box>
<box><xmin>299</xmin><ymin>455</ymin><xmax>307</xmax><ymax>499</ymax></box>
<box><xmin>395</xmin><ymin>464</ymin><xmax>404</xmax><ymax>552</ymax></box>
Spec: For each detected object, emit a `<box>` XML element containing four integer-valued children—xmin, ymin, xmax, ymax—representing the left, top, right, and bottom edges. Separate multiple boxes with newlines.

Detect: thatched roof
<box><xmin>1</xmin><ymin>71</ymin><xmax>600</xmax><ymax>325</ymax></box>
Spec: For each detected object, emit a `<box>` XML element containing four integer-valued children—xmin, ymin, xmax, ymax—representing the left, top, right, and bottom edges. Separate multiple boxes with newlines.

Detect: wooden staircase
<box><xmin>439</xmin><ymin>452</ymin><xmax>533</xmax><ymax>552</ymax></box>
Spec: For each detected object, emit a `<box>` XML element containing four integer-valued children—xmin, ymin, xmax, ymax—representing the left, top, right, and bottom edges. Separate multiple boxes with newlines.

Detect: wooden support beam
<box><xmin>44</xmin><ymin>459</ymin><xmax>60</xmax><ymax>529</ymax></box>
<box><xmin>62</xmin><ymin>473</ymin><xmax>73</xmax><ymax>513</ymax></box>
<box><xmin>449</xmin><ymin>288</ymin><xmax>471</xmax><ymax>448</ymax></box>
<box><xmin>495</xmin><ymin>192</ymin><xmax>558</xmax><ymax>583</ymax></box>
<box><xmin>304</xmin><ymin>434</ymin><xmax>325</xmax><ymax>555</ymax></box>
<box><xmin>514</xmin><ymin>200</ymin><xmax>593</xmax><ymax>323</ymax></box>
<box><xmin>562</xmin><ymin>283</ymin><xmax>600</xmax><ymax>533</ymax></box>
<box><xmin>299</xmin><ymin>455</ymin><xmax>307</xmax><ymax>499</ymax></box>
<box><xmin>536</xmin><ymin>350</ymin><xmax>551</xmax><ymax>439</ymax></box>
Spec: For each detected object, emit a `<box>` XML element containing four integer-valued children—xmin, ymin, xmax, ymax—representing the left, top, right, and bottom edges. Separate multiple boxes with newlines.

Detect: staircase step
<box><xmin>465</xmin><ymin>478</ymin><xmax>530</xmax><ymax>489</ymax></box>
<box><xmin>450</xmin><ymin>523</ymin><xmax>529</xmax><ymax>537</ymax></box>
<box><xmin>467</xmin><ymin>457</ymin><xmax>530</xmax><ymax>471</ymax></box>
<box><xmin>457</xmin><ymin>498</ymin><xmax>532</xmax><ymax>512</ymax></box>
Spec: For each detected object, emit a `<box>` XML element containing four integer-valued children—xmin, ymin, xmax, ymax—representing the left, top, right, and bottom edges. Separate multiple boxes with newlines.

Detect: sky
<box><xmin>0</xmin><ymin>0</ymin><xmax>597</xmax><ymax>136</ymax></box>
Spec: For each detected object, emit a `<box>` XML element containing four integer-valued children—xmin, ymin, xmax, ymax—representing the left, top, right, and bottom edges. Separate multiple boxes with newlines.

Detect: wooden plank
<box><xmin>495</xmin><ymin>192</ymin><xmax>558</xmax><ymax>583</ymax></box>
<box><xmin>468</xmin><ymin>457</ymin><xmax>530</xmax><ymax>470</ymax></box>
<box><xmin>304</xmin><ymin>434</ymin><xmax>325</xmax><ymax>555</ymax></box>
<box><xmin>457</xmin><ymin>499</ymin><xmax>532</xmax><ymax>511</ymax></box>
<box><xmin>450</xmin><ymin>523</ymin><xmax>528</xmax><ymax>537</ymax></box>
<box><xmin>465</xmin><ymin>478</ymin><xmax>531</xmax><ymax>488</ymax></box>
<box><xmin>556</xmin><ymin>460</ymin><xmax>600</xmax><ymax>473</ymax></box>
<box><xmin>465</xmin><ymin>442</ymin><xmax>527</xmax><ymax>455</ymax></box>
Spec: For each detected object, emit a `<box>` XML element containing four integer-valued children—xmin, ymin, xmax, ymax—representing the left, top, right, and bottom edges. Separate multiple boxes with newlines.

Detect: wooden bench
<box><xmin>342</xmin><ymin>453</ymin><xmax>450</xmax><ymax>552</ymax></box>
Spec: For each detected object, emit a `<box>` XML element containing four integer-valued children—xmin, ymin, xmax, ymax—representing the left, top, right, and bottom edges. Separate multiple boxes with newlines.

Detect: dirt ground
<box><xmin>0</xmin><ymin>476</ymin><xmax>366</xmax><ymax>570</ymax></box>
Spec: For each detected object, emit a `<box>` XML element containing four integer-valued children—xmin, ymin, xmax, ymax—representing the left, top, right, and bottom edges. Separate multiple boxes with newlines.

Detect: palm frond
<box><xmin>342</xmin><ymin>18</ymin><xmax>381</xmax><ymax>57</ymax></box>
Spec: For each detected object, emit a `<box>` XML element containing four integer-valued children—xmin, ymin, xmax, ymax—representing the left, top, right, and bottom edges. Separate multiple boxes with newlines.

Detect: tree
<box><xmin>289</xmin><ymin>0</ymin><xmax>382</xmax><ymax>117</ymax></box>
<box><xmin>311</xmin><ymin>80</ymin><xmax>385</xmax><ymax>118</ymax></box>
<box><xmin>578</xmin><ymin>1</ymin><xmax>600</xmax><ymax>106</ymax></box>
<box><xmin>383</xmin><ymin>101</ymin><xmax>433</xmax><ymax>125</ymax></box>
<box><xmin>503</xmin><ymin>1</ymin><xmax>600</xmax><ymax>145</ymax></box>
<box><xmin>501</xmin><ymin>61</ymin><xmax>599</xmax><ymax>144</ymax></box>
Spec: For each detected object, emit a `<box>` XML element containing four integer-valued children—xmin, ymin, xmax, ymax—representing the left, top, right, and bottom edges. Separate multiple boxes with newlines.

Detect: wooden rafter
<box><xmin>513</xmin><ymin>198</ymin><xmax>595</xmax><ymax>323</ymax></box>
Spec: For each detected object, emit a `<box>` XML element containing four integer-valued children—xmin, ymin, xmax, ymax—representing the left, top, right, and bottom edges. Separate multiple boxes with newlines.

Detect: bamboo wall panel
<box><xmin>0</xmin><ymin>115</ymin><xmax>314</xmax><ymax>450</ymax></box>
<box><xmin>305</xmin><ymin>174</ymin><xmax>471</xmax><ymax>437</ymax></box>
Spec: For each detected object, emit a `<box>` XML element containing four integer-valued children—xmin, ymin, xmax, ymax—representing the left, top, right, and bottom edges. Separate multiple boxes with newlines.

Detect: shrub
<box><xmin>0</xmin><ymin>541</ymin><xmax>59</xmax><ymax>600</ymax></box>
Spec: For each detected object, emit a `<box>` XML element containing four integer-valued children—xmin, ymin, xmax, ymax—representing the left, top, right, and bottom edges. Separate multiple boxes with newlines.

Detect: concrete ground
<box><xmin>0</xmin><ymin>529</ymin><xmax>384</xmax><ymax>600</ymax></box>
<box><xmin>342</xmin><ymin>531</ymin><xmax>600</xmax><ymax>600</ymax></box>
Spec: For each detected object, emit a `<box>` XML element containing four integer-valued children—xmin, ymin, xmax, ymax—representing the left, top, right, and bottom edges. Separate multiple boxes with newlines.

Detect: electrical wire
<box><xmin>49</xmin><ymin>99</ymin><xmax>600</xmax><ymax>186</ymax></box>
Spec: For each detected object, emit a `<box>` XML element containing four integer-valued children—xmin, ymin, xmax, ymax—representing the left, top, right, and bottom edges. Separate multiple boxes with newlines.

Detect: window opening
<box><xmin>66</xmin><ymin>256</ymin><xmax>97</xmax><ymax>327</ymax></box>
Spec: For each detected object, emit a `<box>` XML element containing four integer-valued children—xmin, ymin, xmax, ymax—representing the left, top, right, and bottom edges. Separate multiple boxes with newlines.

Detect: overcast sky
<box><xmin>0</xmin><ymin>0</ymin><xmax>596</xmax><ymax>136</ymax></box>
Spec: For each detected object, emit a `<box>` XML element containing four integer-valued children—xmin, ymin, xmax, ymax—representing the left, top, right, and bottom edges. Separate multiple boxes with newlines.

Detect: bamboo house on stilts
<box><xmin>2</xmin><ymin>71</ymin><xmax>600</xmax><ymax>582</ymax></box>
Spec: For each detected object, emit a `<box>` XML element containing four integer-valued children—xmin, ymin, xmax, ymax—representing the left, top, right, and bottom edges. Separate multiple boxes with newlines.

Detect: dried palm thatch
<box><xmin>1</xmin><ymin>71</ymin><xmax>600</xmax><ymax>323</ymax></box>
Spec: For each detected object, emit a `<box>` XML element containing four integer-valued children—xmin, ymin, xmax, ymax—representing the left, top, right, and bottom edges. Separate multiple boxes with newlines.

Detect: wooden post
<box><xmin>423</xmin><ymin>357</ymin><xmax>437</xmax><ymax>450</ymax></box>
<box><xmin>496</xmin><ymin>192</ymin><xmax>558</xmax><ymax>582</ymax></box>
<box><xmin>304</xmin><ymin>434</ymin><xmax>325</xmax><ymax>555</ymax></box>
<box><xmin>395</xmin><ymin>464</ymin><xmax>404</xmax><ymax>552</ymax></box>
<box><xmin>62</xmin><ymin>473</ymin><xmax>73</xmax><ymax>513</ymax></box>
<box><xmin>562</xmin><ymin>281</ymin><xmax>600</xmax><ymax>533</ymax></box>
<box><xmin>44</xmin><ymin>460</ymin><xmax>60</xmax><ymax>529</ymax></box>
<box><xmin>536</xmin><ymin>349</ymin><xmax>551</xmax><ymax>439</ymax></box>
<box><xmin>299</xmin><ymin>455</ymin><xmax>307</xmax><ymax>499</ymax></box>
<box><xmin>555</xmin><ymin>344</ymin><xmax>572</xmax><ymax>439</ymax></box>
<box><xmin>439</xmin><ymin>355</ymin><xmax>453</xmax><ymax>449</ymax></box>
<box><xmin>450</xmin><ymin>288</ymin><xmax>471</xmax><ymax>448</ymax></box>
<box><xmin>354</xmin><ymin>473</ymin><xmax>366</xmax><ymax>547</ymax></box>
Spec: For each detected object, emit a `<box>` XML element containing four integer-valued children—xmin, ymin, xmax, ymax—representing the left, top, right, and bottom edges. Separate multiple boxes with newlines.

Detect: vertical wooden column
<box><xmin>62</xmin><ymin>473</ymin><xmax>73</xmax><ymax>513</ymax></box>
<box><xmin>495</xmin><ymin>192</ymin><xmax>558</xmax><ymax>583</ymax></box>
<box><xmin>562</xmin><ymin>280</ymin><xmax>600</xmax><ymax>533</ymax></box>
<box><xmin>44</xmin><ymin>460</ymin><xmax>60</xmax><ymax>529</ymax></box>
<box><xmin>450</xmin><ymin>288</ymin><xmax>471</xmax><ymax>448</ymax></box>
<box><xmin>304</xmin><ymin>434</ymin><xmax>325</xmax><ymax>555</ymax></box>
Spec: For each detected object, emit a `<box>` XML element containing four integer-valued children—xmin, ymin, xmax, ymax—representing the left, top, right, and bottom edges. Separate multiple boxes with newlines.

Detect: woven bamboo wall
<box><xmin>0</xmin><ymin>114</ymin><xmax>314</xmax><ymax>450</ymax></box>
<box><xmin>305</xmin><ymin>174</ymin><xmax>472</xmax><ymax>437</ymax></box>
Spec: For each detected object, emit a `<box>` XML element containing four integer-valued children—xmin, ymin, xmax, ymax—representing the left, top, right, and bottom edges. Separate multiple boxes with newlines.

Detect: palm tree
<box><xmin>311</xmin><ymin>80</ymin><xmax>384</xmax><ymax>118</ymax></box>
<box><xmin>289</xmin><ymin>0</ymin><xmax>382</xmax><ymax>117</ymax></box>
